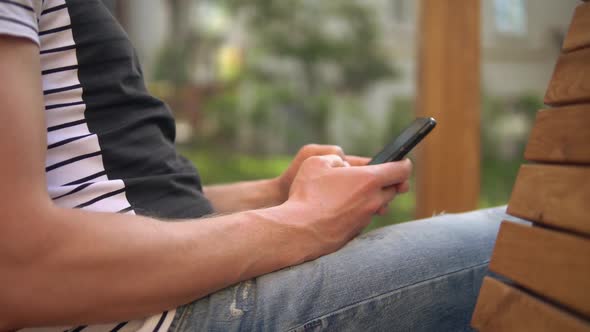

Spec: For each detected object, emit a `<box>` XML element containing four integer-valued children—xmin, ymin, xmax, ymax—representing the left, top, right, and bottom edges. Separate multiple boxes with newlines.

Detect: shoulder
<box><xmin>0</xmin><ymin>0</ymin><xmax>45</xmax><ymax>46</ymax></box>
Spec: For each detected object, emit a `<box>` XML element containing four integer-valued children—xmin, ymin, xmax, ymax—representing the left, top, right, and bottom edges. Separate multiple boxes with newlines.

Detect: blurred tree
<box><xmin>225</xmin><ymin>0</ymin><xmax>395</xmax><ymax>90</ymax></box>
<box><xmin>153</xmin><ymin>0</ymin><xmax>197</xmax><ymax>84</ymax></box>
<box><xmin>219</xmin><ymin>0</ymin><xmax>398</xmax><ymax>147</ymax></box>
<box><xmin>152</xmin><ymin>0</ymin><xmax>398</xmax><ymax>152</ymax></box>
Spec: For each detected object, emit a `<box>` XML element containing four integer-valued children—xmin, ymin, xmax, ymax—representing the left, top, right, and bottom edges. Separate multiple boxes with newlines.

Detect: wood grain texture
<box><xmin>472</xmin><ymin>277</ymin><xmax>590</xmax><ymax>332</ymax></box>
<box><xmin>415</xmin><ymin>0</ymin><xmax>480</xmax><ymax>218</ymax></box>
<box><xmin>545</xmin><ymin>47</ymin><xmax>590</xmax><ymax>106</ymax></box>
<box><xmin>564</xmin><ymin>2</ymin><xmax>590</xmax><ymax>52</ymax></box>
<box><xmin>489</xmin><ymin>221</ymin><xmax>590</xmax><ymax>318</ymax></box>
<box><xmin>507</xmin><ymin>164</ymin><xmax>590</xmax><ymax>235</ymax></box>
<box><xmin>524</xmin><ymin>105</ymin><xmax>590</xmax><ymax>164</ymax></box>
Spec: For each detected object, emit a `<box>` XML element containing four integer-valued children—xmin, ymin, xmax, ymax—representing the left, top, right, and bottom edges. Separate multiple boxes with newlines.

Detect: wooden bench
<box><xmin>470</xmin><ymin>2</ymin><xmax>590</xmax><ymax>331</ymax></box>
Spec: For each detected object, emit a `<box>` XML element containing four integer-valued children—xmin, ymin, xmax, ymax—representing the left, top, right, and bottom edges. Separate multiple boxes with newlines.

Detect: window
<box><xmin>494</xmin><ymin>0</ymin><xmax>527</xmax><ymax>36</ymax></box>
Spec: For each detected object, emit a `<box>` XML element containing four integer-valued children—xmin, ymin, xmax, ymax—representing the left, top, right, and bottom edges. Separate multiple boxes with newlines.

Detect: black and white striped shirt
<box><xmin>0</xmin><ymin>0</ymin><xmax>214</xmax><ymax>331</ymax></box>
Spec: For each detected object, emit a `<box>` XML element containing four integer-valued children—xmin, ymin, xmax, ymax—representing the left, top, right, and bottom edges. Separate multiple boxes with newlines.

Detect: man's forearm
<box><xmin>1</xmin><ymin>203</ymin><xmax>310</xmax><ymax>329</ymax></box>
<box><xmin>204</xmin><ymin>178</ymin><xmax>286</xmax><ymax>213</ymax></box>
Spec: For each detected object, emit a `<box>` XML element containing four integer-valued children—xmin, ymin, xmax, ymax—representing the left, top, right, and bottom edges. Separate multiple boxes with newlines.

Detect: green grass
<box><xmin>478</xmin><ymin>157</ymin><xmax>523</xmax><ymax>209</ymax></box>
<box><xmin>179</xmin><ymin>147</ymin><xmax>522</xmax><ymax>230</ymax></box>
<box><xmin>179</xmin><ymin>148</ymin><xmax>291</xmax><ymax>185</ymax></box>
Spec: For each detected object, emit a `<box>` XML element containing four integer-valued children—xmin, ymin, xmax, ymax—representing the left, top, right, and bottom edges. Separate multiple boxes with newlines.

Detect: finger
<box><xmin>372</xmin><ymin>186</ymin><xmax>396</xmax><ymax>215</ymax></box>
<box><xmin>344</xmin><ymin>155</ymin><xmax>370</xmax><ymax>166</ymax></box>
<box><xmin>318</xmin><ymin>154</ymin><xmax>346</xmax><ymax>168</ymax></box>
<box><xmin>304</xmin><ymin>144</ymin><xmax>345</xmax><ymax>159</ymax></box>
<box><xmin>381</xmin><ymin>185</ymin><xmax>398</xmax><ymax>204</ymax></box>
<box><xmin>396</xmin><ymin>180</ymin><xmax>410</xmax><ymax>193</ymax></box>
<box><xmin>365</xmin><ymin>158</ymin><xmax>413</xmax><ymax>187</ymax></box>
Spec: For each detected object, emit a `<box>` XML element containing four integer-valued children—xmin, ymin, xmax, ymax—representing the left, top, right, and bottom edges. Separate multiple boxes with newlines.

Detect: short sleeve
<box><xmin>0</xmin><ymin>0</ymin><xmax>42</xmax><ymax>46</ymax></box>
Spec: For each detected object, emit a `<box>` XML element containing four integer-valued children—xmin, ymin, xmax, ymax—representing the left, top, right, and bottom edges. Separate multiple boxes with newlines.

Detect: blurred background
<box><xmin>103</xmin><ymin>0</ymin><xmax>577</xmax><ymax>230</ymax></box>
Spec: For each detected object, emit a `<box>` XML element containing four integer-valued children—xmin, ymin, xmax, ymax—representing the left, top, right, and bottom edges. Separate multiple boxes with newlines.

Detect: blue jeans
<box><xmin>169</xmin><ymin>206</ymin><xmax>519</xmax><ymax>332</ymax></box>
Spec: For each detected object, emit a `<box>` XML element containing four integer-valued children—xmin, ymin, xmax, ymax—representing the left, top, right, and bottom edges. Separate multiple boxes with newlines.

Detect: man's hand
<box><xmin>276</xmin><ymin>144</ymin><xmax>410</xmax><ymax>216</ymax></box>
<box><xmin>281</xmin><ymin>155</ymin><xmax>413</xmax><ymax>259</ymax></box>
<box><xmin>204</xmin><ymin>144</ymin><xmax>373</xmax><ymax>213</ymax></box>
<box><xmin>276</xmin><ymin>144</ymin><xmax>370</xmax><ymax>203</ymax></box>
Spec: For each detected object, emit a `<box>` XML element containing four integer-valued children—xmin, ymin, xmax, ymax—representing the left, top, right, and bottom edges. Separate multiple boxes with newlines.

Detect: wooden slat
<box><xmin>564</xmin><ymin>2</ymin><xmax>590</xmax><ymax>52</ymax></box>
<box><xmin>524</xmin><ymin>105</ymin><xmax>590</xmax><ymax>164</ymax></box>
<box><xmin>415</xmin><ymin>0</ymin><xmax>480</xmax><ymax>218</ymax></box>
<box><xmin>545</xmin><ymin>47</ymin><xmax>590</xmax><ymax>106</ymax></box>
<box><xmin>489</xmin><ymin>221</ymin><xmax>590</xmax><ymax>317</ymax></box>
<box><xmin>507</xmin><ymin>164</ymin><xmax>590</xmax><ymax>235</ymax></box>
<box><xmin>472</xmin><ymin>277</ymin><xmax>590</xmax><ymax>332</ymax></box>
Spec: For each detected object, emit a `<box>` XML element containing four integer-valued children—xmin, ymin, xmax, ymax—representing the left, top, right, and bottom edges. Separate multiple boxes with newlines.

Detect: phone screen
<box><xmin>368</xmin><ymin>117</ymin><xmax>436</xmax><ymax>165</ymax></box>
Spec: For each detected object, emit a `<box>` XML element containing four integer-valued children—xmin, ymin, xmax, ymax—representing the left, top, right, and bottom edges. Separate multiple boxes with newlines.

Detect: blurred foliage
<box><xmin>200</xmin><ymin>88</ymin><xmax>240</xmax><ymax>146</ymax></box>
<box><xmin>179</xmin><ymin>147</ymin><xmax>290</xmax><ymax>184</ymax></box>
<box><xmin>384</xmin><ymin>97</ymin><xmax>415</xmax><ymax>142</ymax></box>
<box><xmin>160</xmin><ymin>0</ymin><xmax>401</xmax><ymax>152</ymax></box>
<box><xmin>481</xmin><ymin>92</ymin><xmax>542</xmax><ymax>160</ymax></box>
<box><xmin>178</xmin><ymin>92</ymin><xmax>543</xmax><ymax>229</ymax></box>
<box><xmin>479</xmin><ymin>93</ymin><xmax>543</xmax><ymax>207</ymax></box>
<box><xmin>157</xmin><ymin>0</ymin><xmax>544</xmax><ymax>230</ymax></box>
<box><xmin>153</xmin><ymin>42</ymin><xmax>192</xmax><ymax>84</ymax></box>
<box><xmin>154</xmin><ymin>0</ymin><xmax>223</xmax><ymax>84</ymax></box>
<box><xmin>153</xmin><ymin>0</ymin><xmax>191</xmax><ymax>84</ymax></box>
<box><xmin>223</xmin><ymin>0</ymin><xmax>397</xmax><ymax>91</ymax></box>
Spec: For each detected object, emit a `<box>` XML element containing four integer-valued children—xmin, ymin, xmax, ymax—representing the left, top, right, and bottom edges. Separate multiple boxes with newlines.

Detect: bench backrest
<box><xmin>471</xmin><ymin>2</ymin><xmax>590</xmax><ymax>331</ymax></box>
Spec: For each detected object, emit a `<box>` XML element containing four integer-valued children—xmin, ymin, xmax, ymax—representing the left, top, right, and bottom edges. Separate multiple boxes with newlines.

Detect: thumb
<box><xmin>364</xmin><ymin>159</ymin><xmax>413</xmax><ymax>187</ymax></box>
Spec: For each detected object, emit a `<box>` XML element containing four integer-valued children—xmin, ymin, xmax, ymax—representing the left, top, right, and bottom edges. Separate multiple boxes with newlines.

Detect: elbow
<box><xmin>0</xmin><ymin>313</ymin><xmax>21</xmax><ymax>332</ymax></box>
<box><xmin>0</xmin><ymin>200</ymin><xmax>60</xmax><ymax>329</ymax></box>
<box><xmin>0</xmin><ymin>199</ymin><xmax>59</xmax><ymax>264</ymax></box>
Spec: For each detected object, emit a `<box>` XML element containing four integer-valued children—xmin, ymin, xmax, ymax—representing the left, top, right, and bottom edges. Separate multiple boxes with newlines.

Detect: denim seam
<box><xmin>286</xmin><ymin>260</ymin><xmax>490</xmax><ymax>332</ymax></box>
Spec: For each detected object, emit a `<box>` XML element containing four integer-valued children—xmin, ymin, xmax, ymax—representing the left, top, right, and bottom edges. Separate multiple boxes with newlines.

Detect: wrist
<box><xmin>249</xmin><ymin>201</ymin><xmax>320</xmax><ymax>266</ymax></box>
<box><xmin>267</xmin><ymin>176</ymin><xmax>289</xmax><ymax>206</ymax></box>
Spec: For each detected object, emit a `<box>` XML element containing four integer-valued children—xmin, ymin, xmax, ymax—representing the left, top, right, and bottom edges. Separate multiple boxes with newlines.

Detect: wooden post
<box><xmin>415</xmin><ymin>0</ymin><xmax>481</xmax><ymax>218</ymax></box>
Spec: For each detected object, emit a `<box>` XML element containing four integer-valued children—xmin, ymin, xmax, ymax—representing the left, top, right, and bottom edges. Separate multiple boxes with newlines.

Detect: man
<box><xmin>0</xmin><ymin>1</ymin><xmax>510</xmax><ymax>331</ymax></box>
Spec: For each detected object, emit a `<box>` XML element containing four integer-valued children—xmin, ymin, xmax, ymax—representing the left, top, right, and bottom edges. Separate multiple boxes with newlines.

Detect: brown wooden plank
<box><xmin>507</xmin><ymin>164</ymin><xmax>590</xmax><ymax>236</ymax></box>
<box><xmin>472</xmin><ymin>277</ymin><xmax>590</xmax><ymax>332</ymax></box>
<box><xmin>545</xmin><ymin>47</ymin><xmax>590</xmax><ymax>106</ymax></box>
<box><xmin>564</xmin><ymin>2</ymin><xmax>590</xmax><ymax>52</ymax></box>
<box><xmin>524</xmin><ymin>105</ymin><xmax>590</xmax><ymax>164</ymax></box>
<box><xmin>489</xmin><ymin>221</ymin><xmax>590</xmax><ymax>318</ymax></box>
<box><xmin>415</xmin><ymin>0</ymin><xmax>480</xmax><ymax>218</ymax></box>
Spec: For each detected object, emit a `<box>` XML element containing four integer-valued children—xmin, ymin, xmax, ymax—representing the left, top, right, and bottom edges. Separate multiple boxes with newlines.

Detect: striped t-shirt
<box><xmin>0</xmin><ymin>0</ymin><xmax>214</xmax><ymax>331</ymax></box>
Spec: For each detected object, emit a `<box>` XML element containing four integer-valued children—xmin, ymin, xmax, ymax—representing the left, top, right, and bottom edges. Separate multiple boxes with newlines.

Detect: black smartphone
<box><xmin>368</xmin><ymin>117</ymin><xmax>437</xmax><ymax>165</ymax></box>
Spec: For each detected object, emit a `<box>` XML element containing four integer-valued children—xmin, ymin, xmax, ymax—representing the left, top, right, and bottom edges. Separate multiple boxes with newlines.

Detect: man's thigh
<box><xmin>170</xmin><ymin>206</ymin><xmax>518</xmax><ymax>332</ymax></box>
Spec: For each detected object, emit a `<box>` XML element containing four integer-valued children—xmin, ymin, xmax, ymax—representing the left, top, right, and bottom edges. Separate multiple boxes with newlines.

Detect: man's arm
<box><xmin>0</xmin><ymin>36</ymin><xmax>310</xmax><ymax>329</ymax></box>
<box><xmin>203</xmin><ymin>178</ymin><xmax>284</xmax><ymax>213</ymax></box>
<box><xmin>0</xmin><ymin>36</ymin><xmax>412</xmax><ymax>329</ymax></box>
<box><xmin>203</xmin><ymin>145</ymin><xmax>368</xmax><ymax>213</ymax></box>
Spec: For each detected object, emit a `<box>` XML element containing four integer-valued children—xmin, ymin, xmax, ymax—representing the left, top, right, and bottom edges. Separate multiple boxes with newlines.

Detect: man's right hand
<box><xmin>283</xmin><ymin>155</ymin><xmax>413</xmax><ymax>260</ymax></box>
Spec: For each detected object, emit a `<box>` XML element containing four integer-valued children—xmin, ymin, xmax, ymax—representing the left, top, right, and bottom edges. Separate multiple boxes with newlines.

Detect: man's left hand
<box><xmin>275</xmin><ymin>144</ymin><xmax>370</xmax><ymax>203</ymax></box>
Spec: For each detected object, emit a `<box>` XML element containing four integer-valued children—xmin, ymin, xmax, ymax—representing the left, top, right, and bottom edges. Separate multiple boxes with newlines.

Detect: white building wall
<box><xmin>481</xmin><ymin>0</ymin><xmax>578</xmax><ymax>97</ymax></box>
